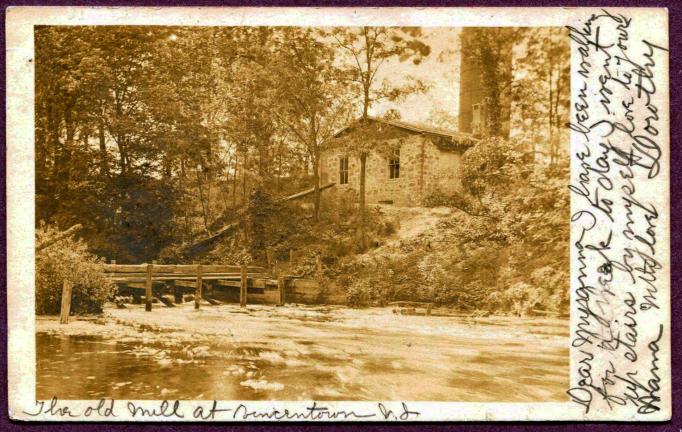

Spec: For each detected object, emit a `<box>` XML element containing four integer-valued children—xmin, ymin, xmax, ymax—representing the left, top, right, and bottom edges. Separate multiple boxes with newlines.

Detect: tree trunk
<box><xmin>117</xmin><ymin>134</ymin><xmax>127</xmax><ymax>174</ymax></box>
<box><xmin>98</xmin><ymin>118</ymin><xmax>109</xmax><ymax>177</ymax></box>
<box><xmin>63</xmin><ymin>105</ymin><xmax>75</xmax><ymax>183</ymax></box>
<box><xmin>196</xmin><ymin>167</ymin><xmax>211</xmax><ymax>235</ymax></box>
<box><xmin>180</xmin><ymin>157</ymin><xmax>192</xmax><ymax>242</ymax></box>
<box><xmin>47</xmin><ymin>99</ymin><xmax>61</xmax><ymax>180</ymax></box>
<box><xmin>36</xmin><ymin>224</ymin><xmax>83</xmax><ymax>252</ymax></box>
<box><xmin>312</xmin><ymin>155</ymin><xmax>321</xmax><ymax>222</ymax></box>
<box><xmin>80</xmin><ymin>129</ymin><xmax>89</xmax><ymax>148</ymax></box>
<box><xmin>36</xmin><ymin>102</ymin><xmax>48</xmax><ymax>177</ymax></box>
<box><xmin>276</xmin><ymin>151</ymin><xmax>281</xmax><ymax>193</ymax></box>
<box><xmin>242</xmin><ymin>155</ymin><xmax>248</xmax><ymax>205</ymax></box>
<box><xmin>553</xmin><ymin>61</ymin><xmax>562</xmax><ymax>165</ymax></box>
<box><xmin>310</xmin><ymin>116</ymin><xmax>321</xmax><ymax>222</ymax></box>
<box><xmin>231</xmin><ymin>152</ymin><xmax>238</xmax><ymax>208</ymax></box>
<box><xmin>258</xmin><ymin>146</ymin><xmax>269</xmax><ymax>185</ymax></box>
<box><xmin>358</xmin><ymin>152</ymin><xmax>367</xmax><ymax>250</ymax></box>
<box><xmin>548</xmin><ymin>60</ymin><xmax>554</xmax><ymax>166</ymax></box>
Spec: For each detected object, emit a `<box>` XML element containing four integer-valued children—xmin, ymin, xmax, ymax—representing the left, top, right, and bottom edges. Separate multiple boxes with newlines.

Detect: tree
<box><xmin>331</xmin><ymin>26</ymin><xmax>430</xmax><ymax>248</ymax></box>
<box><xmin>35</xmin><ymin>26</ymin><xmax>110</xmax><ymax>221</ymax></box>
<box><xmin>220</xmin><ymin>28</ymin><xmax>283</xmax><ymax>194</ymax></box>
<box><xmin>35</xmin><ymin>26</ymin><xmax>187</xmax><ymax>261</ymax></box>
<box><xmin>512</xmin><ymin>27</ymin><xmax>570</xmax><ymax>165</ymax></box>
<box><xmin>36</xmin><ymin>224</ymin><xmax>114</xmax><ymax>314</ymax></box>
<box><xmin>270</xmin><ymin>28</ymin><xmax>355</xmax><ymax>221</ymax></box>
<box><xmin>145</xmin><ymin>27</ymin><xmax>236</xmax><ymax>235</ymax></box>
<box><xmin>427</xmin><ymin>106</ymin><xmax>458</xmax><ymax>131</ymax></box>
<box><xmin>381</xmin><ymin>108</ymin><xmax>403</xmax><ymax>121</ymax></box>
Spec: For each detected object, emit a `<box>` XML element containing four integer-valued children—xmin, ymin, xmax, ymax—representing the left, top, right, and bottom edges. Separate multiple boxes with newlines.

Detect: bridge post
<box><xmin>240</xmin><ymin>264</ymin><xmax>247</xmax><ymax>307</ymax></box>
<box><xmin>145</xmin><ymin>263</ymin><xmax>153</xmax><ymax>312</ymax></box>
<box><xmin>59</xmin><ymin>279</ymin><xmax>73</xmax><ymax>324</ymax></box>
<box><xmin>195</xmin><ymin>264</ymin><xmax>202</xmax><ymax>310</ymax></box>
<box><xmin>277</xmin><ymin>277</ymin><xmax>285</xmax><ymax>306</ymax></box>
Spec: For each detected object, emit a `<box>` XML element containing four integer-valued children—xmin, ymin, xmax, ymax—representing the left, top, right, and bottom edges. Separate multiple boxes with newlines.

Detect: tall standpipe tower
<box><xmin>458</xmin><ymin>27</ymin><xmax>513</xmax><ymax>139</ymax></box>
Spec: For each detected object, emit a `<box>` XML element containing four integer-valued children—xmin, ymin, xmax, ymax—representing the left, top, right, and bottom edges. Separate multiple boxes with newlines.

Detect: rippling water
<box><xmin>36</xmin><ymin>307</ymin><xmax>569</xmax><ymax>401</ymax></box>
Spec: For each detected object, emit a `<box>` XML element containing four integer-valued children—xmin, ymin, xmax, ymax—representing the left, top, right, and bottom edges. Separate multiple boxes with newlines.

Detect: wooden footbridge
<box><xmin>59</xmin><ymin>260</ymin><xmax>325</xmax><ymax>323</ymax></box>
<box><xmin>105</xmin><ymin>262</ymin><xmax>270</xmax><ymax>311</ymax></box>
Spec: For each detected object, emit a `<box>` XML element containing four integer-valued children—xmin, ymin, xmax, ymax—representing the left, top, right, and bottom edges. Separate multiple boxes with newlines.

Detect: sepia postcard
<box><xmin>6</xmin><ymin>6</ymin><xmax>670</xmax><ymax>422</ymax></box>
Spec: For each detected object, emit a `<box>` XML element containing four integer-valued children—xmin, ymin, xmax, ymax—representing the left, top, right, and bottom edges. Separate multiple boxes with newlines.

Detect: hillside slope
<box><xmin>327</xmin><ymin>203</ymin><xmax>568</xmax><ymax>316</ymax></box>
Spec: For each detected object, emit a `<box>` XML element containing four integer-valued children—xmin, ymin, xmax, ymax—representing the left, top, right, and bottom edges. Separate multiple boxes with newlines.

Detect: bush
<box><xmin>503</xmin><ymin>282</ymin><xmax>543</xmax><ymax>317</ymax></box>
<box><xmin>422</xmin><ymin>189</ymin><xmax>482</xmax><ymax>216</ymax></box>
<box><xmin>36</xmin><ymin>225</ymin><xmax>114</xmax><ymax>315</ymax></box>
<box><xmin>346</xmin><ymin>283</ymin><xmax>371</xmax><ymax>308</ymax></box>
<box><xmin>371</xmin><ymin>209</ymin><xmax>399</xmax><ymax>237</ymax></box>
<box><xmin>422</xmin><ymin>189</ymin><xmax>451</xmax><ymax>207</ymax></box>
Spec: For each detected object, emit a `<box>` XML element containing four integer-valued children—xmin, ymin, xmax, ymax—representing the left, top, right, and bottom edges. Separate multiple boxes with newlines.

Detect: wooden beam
<box><xmin>195</xmin><ymin>264</ymin><xmax>202</xmax><ymax>310</ymax></box>
<box><xmin>282</xmin><ymin>182</ymin><xmax>335</xmax><ymax>201</ymax></box>
<box><xmin>278</xmin><ymin>277</ymin><xmax>285</xmax><ymax>306</ymax></box>
<box><xmin>157</xmin><ymin>296</ymin><xmax>176</xmax><ymax>308</ymax></box>
<box><xmin>110</xmin><ymin>273</ymin><xmax>241</xmax><ymax>282</ymax></box>
<box><xmin>202</xmin><ymin>294</ymin><xmax>222</xmax><ymax>305</ymax></box>
<box><xmin>184</xmin><ymin>182</ymin><xmax>335</xmax><ymax>253</ymax></box>
<box><xmin>103</xmin><ymin>264</ymin><xmax>266</xmax><ymax>274</ymax></box>
<box><xmin>145</xmin><ymin>263</ymin><xmax>153</xmax><ymax>312</ymax></box>
<box><xmin>59</xmin><ymin>280</ymin><xmax>73</xmax><ymax>324</ymax></box>
<box><xmin>217</xmin><ymin>279</ymin><xmax>266</xmax><ymax>288</ymax></box>
<box><xmin>240</xmin><ymin>265</ymin><xmax>247</xmax><ymax>308</ymax></box>
<box><xmin>183</xmin><ymin>221</ymin><xmax>241</xmax><ymax>253</ymax></box>
<box><xmin>37</xmin><ymin>224</ymin><xmax>83</xmax><ymax>252</ymax></box>
<box><xmin>174</xmin><ymin>280</ymin><xmax>197</xmax><ymax>288</ymax></box>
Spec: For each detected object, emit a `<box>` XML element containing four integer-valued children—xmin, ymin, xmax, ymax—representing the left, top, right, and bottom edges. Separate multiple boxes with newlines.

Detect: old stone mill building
<box><xmin>321</xmin><ymin>118</ymin><xmax>477</xmax><ymax>206</ymax></box>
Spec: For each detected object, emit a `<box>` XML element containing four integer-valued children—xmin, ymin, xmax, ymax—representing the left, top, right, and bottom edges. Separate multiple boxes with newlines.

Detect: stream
<box><xmin>36</xmin><ymin>305</ymin><xmax>569</xmax><ymax>401</ymax></box>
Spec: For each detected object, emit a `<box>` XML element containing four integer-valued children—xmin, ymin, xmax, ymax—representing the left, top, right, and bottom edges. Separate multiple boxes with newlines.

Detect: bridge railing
<box><xmin>105</xmin><ymin>262</ymin><xmax>268</xmax><ymax>312</ymax></box>
<box><xmin>56</xmin><ymin>259</ymin><xmax>326</xmax><ymax>324</ymax></box>
<box><xmin>104</xmin><ymin>263</ymin><xmax>267</xmax><ymax>282</ymax></box>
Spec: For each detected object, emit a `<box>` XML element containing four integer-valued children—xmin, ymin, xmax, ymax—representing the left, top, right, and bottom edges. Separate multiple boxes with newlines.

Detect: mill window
<box><xmin>389</xmin><ymin>149</ymin><xmax>400</xmax><ymax>179</ymax></box>
<box><xmin>339</xmin><ymin>156</ymin><xmax>349</xmax><ymax>185</ymax></box>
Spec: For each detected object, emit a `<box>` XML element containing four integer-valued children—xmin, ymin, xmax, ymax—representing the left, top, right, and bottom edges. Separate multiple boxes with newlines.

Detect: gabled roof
<box><xmin>334</xmin><ymin>116</ymin><xmax>477</xmax><ymax>152</ymax></box>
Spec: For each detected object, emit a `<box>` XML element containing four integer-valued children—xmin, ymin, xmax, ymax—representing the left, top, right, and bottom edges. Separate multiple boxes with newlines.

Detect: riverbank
<box><xmin>37</xmin><ymin>303</ymin><xmax>569</xmax><ymax>401</ymax></box>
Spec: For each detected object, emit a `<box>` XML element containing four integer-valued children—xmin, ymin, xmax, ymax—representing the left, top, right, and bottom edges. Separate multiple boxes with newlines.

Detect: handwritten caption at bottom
<box><xmin>23</xmin><ymin>397</ymin><xmax>421</xmax><ymax>421</ymax></box>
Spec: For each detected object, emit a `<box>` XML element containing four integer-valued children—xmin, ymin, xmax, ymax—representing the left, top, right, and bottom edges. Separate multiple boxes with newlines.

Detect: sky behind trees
<box><xmin>371</xmin><ymin>27</ymin><xmax>460</xmax><ymax>125</ymax></box>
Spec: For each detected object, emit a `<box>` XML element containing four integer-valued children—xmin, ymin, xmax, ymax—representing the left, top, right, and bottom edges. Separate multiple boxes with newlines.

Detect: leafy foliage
<box><xmin>36</xmin><ymin>225</ymin><xmax>115</xmax><ymax>314</ymax></box>
<box><xmin>269</xmin><ymin>28</ymin><xmax>355</xmax><ymax>221</ymax></box>
<box><xmin>437</xmin><ymin>136</ymin><xmax>569</xmax><ymax>314</ymax></box>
